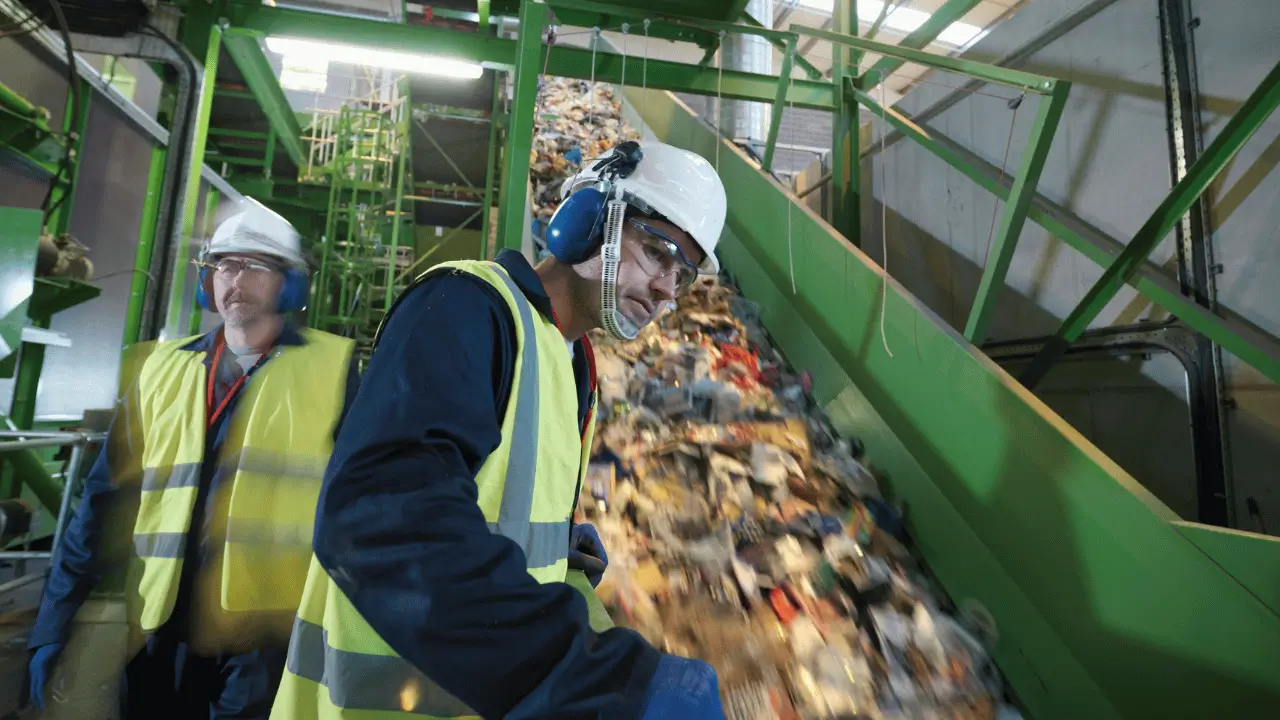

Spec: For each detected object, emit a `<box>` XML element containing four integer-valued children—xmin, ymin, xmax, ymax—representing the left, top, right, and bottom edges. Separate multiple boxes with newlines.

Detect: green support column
<box><xmin>477</xmin><ymin>0</ymin><xmax>490</xmax><ymax>32</ymax></box>
<box><xmin>187</xmin><ymin>188</ymin><xmax>220</xmax><ymax>336</ymax></box>
<box><xmin>1020</xmin><ymin>60</ymin><xmax>1280</xmax><ymax>388</ymax></box>
<box><xmin>11</xmin><ymin>77</ymin><xmax>92</xmax><ymax>430</ymax></box>
<box><xmin>123</xmin><ymin>144</ymin><xmax>168</xmax><ymax>347</ymax></box>
<box><xmin>165</xmin><ymin>24</ymin><xmax>222</xmax><ymax>338</ymax></box>
<box><xmin>45</xmin><ymin>77</ymin><xmax>92</xmax><ymax>237</ymax></box>
<box><xmin>497</xmin><ymin>0</ymin><xmax>546</xmax><ymax>253</ymax></box>
<box><xmin>480</xmin><ymin>79</ymin><xmax>501</xmax><ymax>260</ymax></box>
<box><xmin>761</xmin><ymin>40</ymin><xmax>795</xmax><ymax>174</ymax></box>
<box><xmin>829</xmin><ymin>0</ymin><xmax>859</xmax><ymax>244</ymax></box>
<box><xmin>963</xmin><ymin>81</ymin><xmax>1070</xmax><ymax>343</ymax></box>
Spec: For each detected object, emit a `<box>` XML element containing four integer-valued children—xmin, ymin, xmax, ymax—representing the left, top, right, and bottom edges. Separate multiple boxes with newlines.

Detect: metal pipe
<box><xmin>0</xmin><ymin>570</ymin><xmax>48</xmax><ymax>595</ymax></box>
<box><xmin>51</xmin><ymin>440</ymin><xmax>86</xmax><ymax>550</ymax></box>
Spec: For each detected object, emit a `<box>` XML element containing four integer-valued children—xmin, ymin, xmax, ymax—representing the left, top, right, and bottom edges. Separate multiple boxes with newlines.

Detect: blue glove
<box><xmin>568</xmin><ymin>522</ymin><xmax>608</xmax><ymax>588</ymax></box>
<box><xmin>28</xmin><ymin>642</ymin><xmax>63</xmax><ymax>709</ymax></box>
<box><xmin>641</xmin><ymin>655</ymin><xmax>725</xmax><ymax>720</ymax></box>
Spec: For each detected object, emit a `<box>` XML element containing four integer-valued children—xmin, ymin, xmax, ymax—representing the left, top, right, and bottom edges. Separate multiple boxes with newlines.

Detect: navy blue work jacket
<box><xmin>312</xmin><ymin>250</ymin><xmax>660</xmax><ymax>720</ymax></box>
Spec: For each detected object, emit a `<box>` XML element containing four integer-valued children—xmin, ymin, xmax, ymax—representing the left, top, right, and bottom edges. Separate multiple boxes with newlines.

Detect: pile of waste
<box><xmin>530</xmin><ymin>77</ymin><xmax>640</xmax><ymax>244</ymax></box>
<box><xmin>581</xmin><ymin>278</ymin><xmax>1020</xmax><ymax>720</ymax></box>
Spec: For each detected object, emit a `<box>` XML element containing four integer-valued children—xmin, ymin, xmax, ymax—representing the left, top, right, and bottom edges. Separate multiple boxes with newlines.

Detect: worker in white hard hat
<box><xmin>27</xmin><ymin>198</ymin><xmax>360</xmax><ymax>718</ymax></box>
<box><xmin>271</xmin><ymin>141</ymin><xmax>728</xmax><ymax>720</ymax></box>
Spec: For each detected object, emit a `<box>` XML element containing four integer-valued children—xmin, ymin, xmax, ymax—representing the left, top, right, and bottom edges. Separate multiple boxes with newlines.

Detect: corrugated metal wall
<box><xmin>859</xmin><ymin>0</ymin><xmax>1279</xmax><ymax>529</ymax></box>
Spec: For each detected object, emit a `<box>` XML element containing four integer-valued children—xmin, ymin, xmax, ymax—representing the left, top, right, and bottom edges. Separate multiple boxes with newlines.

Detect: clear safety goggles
<box><xmin>194</xmin><ymin>257</ymin><xmax>281</xmax><ymax>278</ymax></box>
<box><xmin>626</xmin><ymin>219</ymin><xmax>700</xmax><ymax>294</ymax></box>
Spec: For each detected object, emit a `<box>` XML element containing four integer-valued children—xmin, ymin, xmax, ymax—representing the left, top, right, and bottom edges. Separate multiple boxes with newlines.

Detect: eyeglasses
<box><xmin>195</xmin><ymin>258</ymin><xmax>279</xmax><ymax>278</ymax></box>
<box><xmin>626</xmin><ymin>219</ymin><xmax>700</xmax><ymax>293</ymax></box>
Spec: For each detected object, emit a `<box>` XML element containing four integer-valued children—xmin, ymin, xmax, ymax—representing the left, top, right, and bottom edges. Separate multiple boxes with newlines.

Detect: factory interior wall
<box><xmin>0</xmin><ymin>36</ymin><xmax>166</xmax><ymax>421</ymax></box>
<box><xmin>854</xmin><ymin>0</ymin><xmax>1280</xmax><ymax>531</ymax></box>
<box><xmin>413</xmin><ymin>225</ymin><xmax>485</xmax><ymax>266</ymax></box>
<box><xmin>624</xmin><ymin>75</ymin><xmax>1280</xmax><ymax>719</ymax></box>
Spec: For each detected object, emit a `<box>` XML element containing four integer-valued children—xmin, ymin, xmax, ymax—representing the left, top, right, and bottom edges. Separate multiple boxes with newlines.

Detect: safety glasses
<box><xmin>194</xmin><ymin>257</ymin><xmax>280</xmax><ymax>278</ymax></box>
<box><xmin>626</xmin><ymin>219</ymin><xmax>700</xmax><ymax>293</ymax></box>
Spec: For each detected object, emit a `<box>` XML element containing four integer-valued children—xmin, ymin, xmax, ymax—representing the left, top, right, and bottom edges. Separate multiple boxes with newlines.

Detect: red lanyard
<box><xmin>206</xmin><ymin>338</ymin><xmax>273</xmax><ymax>429</ymax></box>
<box><xmin>551</xmin><ymin>308</ymin><xmax>598</xmax><ymax>442</ymax></box>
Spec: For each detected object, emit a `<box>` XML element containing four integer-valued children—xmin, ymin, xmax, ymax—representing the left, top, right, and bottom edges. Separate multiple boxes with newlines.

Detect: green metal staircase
<box><xmin>308</xmin><ymin>83</ymin><xmax>413</xmax><ymax>363</ymax></box>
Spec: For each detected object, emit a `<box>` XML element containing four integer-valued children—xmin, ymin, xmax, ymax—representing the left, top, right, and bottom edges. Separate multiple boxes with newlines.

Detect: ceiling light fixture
<box><xmin>265</xmin><ymin>36</ymin><xmax>484</xmax><ymax>80</ymax></box>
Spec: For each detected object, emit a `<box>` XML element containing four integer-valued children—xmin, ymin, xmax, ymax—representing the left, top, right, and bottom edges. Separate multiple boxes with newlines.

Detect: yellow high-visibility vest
<box><xmin>271</xmin><ymin>260</ymin><xmax>603</xmax><ymax>719</ymax></box>
<box><xmin>124</xmin><ymin>328</ymin><xmax>354</xmax><ymax>647</ymax></box>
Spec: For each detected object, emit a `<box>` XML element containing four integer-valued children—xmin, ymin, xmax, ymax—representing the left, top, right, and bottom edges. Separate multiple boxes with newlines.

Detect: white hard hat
<box><xmin>206</xmin><ymin>198</ymin><xmax>305</xmax><ymax>267</ymax></box>
<box><xmin>563</xmin><ymin>142</ymin><xmax>726</xmax><ymax>274</ymax></box>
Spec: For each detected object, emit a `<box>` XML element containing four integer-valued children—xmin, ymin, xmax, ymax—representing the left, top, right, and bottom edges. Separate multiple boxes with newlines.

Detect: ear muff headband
<box><xmin>195</xmin><ymin>262</ymin><xmax>310</xmax><ymax>314</ymax></box>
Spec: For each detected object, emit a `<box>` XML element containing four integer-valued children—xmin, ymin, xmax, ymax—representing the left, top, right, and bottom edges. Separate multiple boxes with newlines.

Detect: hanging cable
<box><xmin>588</xmin><ymin>26</ymin><xmax>600</xmax><ymax>121</ymax></box>
<box><xmin>619</xmin><ymin>23</ymin><xmax>629</xmax><ymax>120</ymax></box>
<box><xmin>641</xmin><ymin>19</ymin><xmax>650</xmax><ymax>134</ymax></box>
<box><xmin>714</xmin><ymin>30</ymin><xmax>725</xmax><ymax>171</ymax></box>
<box><xmin>878</xmin><ymin>72</ymin><xmax>894</xmax><ymax>359</ymax></box>
<box><xmin>785</xmin><ymin>48</ymin><xmax>797</xmax><ymax>295</ymax></box>
<box><xmin>981</xmin><ymin>93</ymin><xmax>1025</xmax><ymax>266</ymax></box>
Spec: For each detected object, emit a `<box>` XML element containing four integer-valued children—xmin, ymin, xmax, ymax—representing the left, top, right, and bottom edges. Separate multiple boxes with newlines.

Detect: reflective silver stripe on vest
<box><xmin>227</xmin><ymin>447</ymin><xmax>329</xmax><ymax>482</ymax></box>
<box><xmin>134</xmin><ymin>532</ymin><xmax>186</xmax><ymax>558</ymax></box>
<box><xmin>141</xmin><ymin>463</ymin><xmax>202</xmax><ymax>492</ymax></box>
<box><xmin>487</xmin><ymin>269</ymin><xmax>567</xmax><ymax>568</ymax></box>
<box><xmin>225</xmin><ymin>518</ymin><xmax>312</xmax><ymax>546</ymax></box>
<box><xmin>485</xmin><ymin>520</ymin><xmax>569</xmax><ymax>568</ymax></box>
<box><xmin>287</xmin><ymin>616</ymin><xmax>474</xmax><ymax>717</ymax></box>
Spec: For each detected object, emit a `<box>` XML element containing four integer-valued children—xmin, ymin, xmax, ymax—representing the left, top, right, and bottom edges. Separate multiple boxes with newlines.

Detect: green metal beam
<box><xmin>963</xmin><ymin>82</ymin><xmax>1070</xmax><ymax>344</ymax></box>
<box><xmin>189</xmin><ymin>188</ymin><xmax>220</xmax><ymax>335</ymax></box>
<box><xmin>166</xmin><ymin>24</ymin><xmax>221</xmax><ymax>337</ymax></box>
<box><xmin>830</xmin><ymin>0</ymin><xmax>858</xmax><ymax>243</ymax></box>
<box><xmin>209</xmin><ymin>127</ymin><xmax>270</xmax><ymax>140</ymax></box>
<box><xmin>761</xmin><ymin>39</ymin><xmax>794</xmax><ymax>173</ymax></box>
<box><xmin>227</xmin><ymin>3</ymin><xmax>837</xmax><ymax>110</ymax></box>
<box><xmin>860</xmin><ymin>0</ymin><xmax>983</xmax><ymax>88</ymax></box>
<box><xmin>222</xmin><ymin>29</ymin><xmax>306</xmax><ymax>168</ymax></box>
<box><xmin>798</xmin><ymin>25</ymin><xmax>1058</xmax><ymax>94</ymax></box>
<box><xmin>1020</xmin><ymin>60</ymin><xmax>1280</xmax><ymax>389</ymax></box>
<box><xmin>548</xmin><ymin>0</ymin><xmax>799</xmax><ymax>43</ymax></box>
<box><xmin>855</xmin><ymin>87</ymin><xmax>1280</xmax><ymax>386</ymax></box>
<box><xmin>123</xmin><ymin>144</ymin><xmax>166</xmax><ymax>347</ymax></box>
<box><xmin>740</xmin><ymin>10</ymin><xmax>822</xmax><ymax>81</ymax></box>
<box><xmin>477</xmin><ymin>0</ymin><xmax>490</xmax><ymax>31</ymax></box>
<box><xmin>497</xmin><ymin>0</ymin><xmax>546</xmax><ymax>253</ymax></box>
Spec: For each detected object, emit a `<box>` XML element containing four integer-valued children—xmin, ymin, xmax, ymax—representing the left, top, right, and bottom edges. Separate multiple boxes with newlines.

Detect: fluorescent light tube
<box><xmin>265</xmin><ymin>36</ymin><xmax>484</xmax><ymax>79</ymax></box>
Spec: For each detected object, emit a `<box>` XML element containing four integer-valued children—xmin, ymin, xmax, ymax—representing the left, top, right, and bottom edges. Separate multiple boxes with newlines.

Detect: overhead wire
<box><xmin>641</xmin><ymin>18</ymin><xmax>649</xmax><ymax>135</ymax></box>
<box><xmin>877</xmin><ymin>71</ymin><xmax>893</xmax><ymax>359</ymax></box>
<box><xmin>714</xmin><ymin>30</ymin><xmax>725</xmax><ymax>171</ymax></box>
<box><xmin>785</xmin><ymin>47</ymin><xmax>796</xmax><ymax>295</ymax></box>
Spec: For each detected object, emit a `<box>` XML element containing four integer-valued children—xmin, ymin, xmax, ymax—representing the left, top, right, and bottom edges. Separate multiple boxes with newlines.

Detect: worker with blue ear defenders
<box><xmin>27</xmin><ymin>198</ymin><xmax>362</xmax><ymax>719</ymax></box>
<box><xmin>271</xmin><ymin>141</ymin><xmax>728</xmax><ymax>720</ymax></box>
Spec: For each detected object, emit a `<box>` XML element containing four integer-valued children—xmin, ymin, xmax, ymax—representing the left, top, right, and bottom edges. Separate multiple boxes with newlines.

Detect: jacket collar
<box><xmin>493</xmin><ymin>250</ymin><xmax>554</xmax><ymax>322</ymax></box>
<box><xmin>179</xmin><ymin>321</ymin><xmax>305</xmax><ymax>353</ymax></box>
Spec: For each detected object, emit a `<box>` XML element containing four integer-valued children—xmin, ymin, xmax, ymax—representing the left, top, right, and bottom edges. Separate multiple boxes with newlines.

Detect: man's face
<box><xmin>210</xmin><ymin>253</ymin><xmax>285</xmax><ymax>327</ymax></box>
<box><xmin>611</xmin><ymin>217</ymin><xmax>703</xmax><ymax>330</ymax></box>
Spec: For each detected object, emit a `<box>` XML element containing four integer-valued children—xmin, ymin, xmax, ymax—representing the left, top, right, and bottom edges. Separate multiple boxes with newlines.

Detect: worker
<box><xmin>271</xmin><ymin>141</ymin><xmax>728</xmax><ymax>719</ymax></box>
<box><xmin>27</xmin><ymin>199</ymin><xmax>360</xmax><ymax>718</ymax></box>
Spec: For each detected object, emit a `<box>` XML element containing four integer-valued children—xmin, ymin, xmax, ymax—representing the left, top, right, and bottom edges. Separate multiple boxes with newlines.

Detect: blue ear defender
<box><xmin>545</xmin><ymin>187</ymin><xmax>609</xmax><ymax>264</ymax></box>
<box><xmin>544</xmin><ymin>141</ymin><xmax>645</xmax><ymax>264</ymax></box>
<box><xmin>195</xmin><ymin>263</ymin><xmax>310</xmax><ymax>313</ymax></box>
